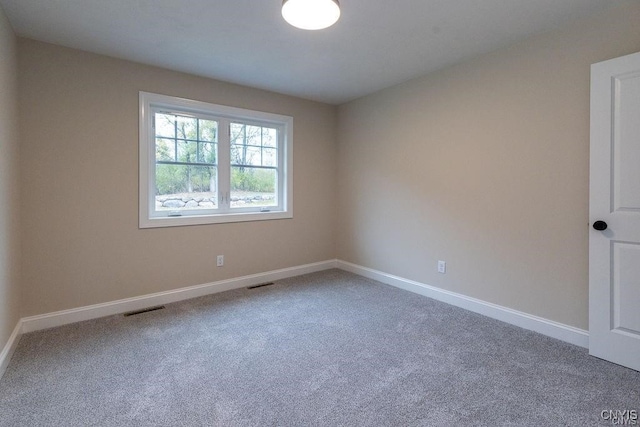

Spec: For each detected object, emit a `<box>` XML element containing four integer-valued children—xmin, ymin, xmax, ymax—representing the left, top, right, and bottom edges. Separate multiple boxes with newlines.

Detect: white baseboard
<box><xmin>21</xmin><ymin>259</ymin><xmax>338</xmax><ymax>334</ymax></box>
<box><xmin>337</xmin><ymin>260</ymin><xmax>589</xmax><ymax>348</ymax></box>
<box><xmin>0</xmin><ymin>321</ymin><xmax>22</xmax><ymax>379</ymax></box>
<box><xmin>3</xmin><ymin>257</ymin><xmax>587</xmax><ymax>379</ymax></box>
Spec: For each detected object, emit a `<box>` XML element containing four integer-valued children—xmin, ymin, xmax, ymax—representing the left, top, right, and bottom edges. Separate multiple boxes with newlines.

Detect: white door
<box><xmin>590</xmin><ymin>51</ymin><xmax>640</xmax><ymax>372</ymax></box>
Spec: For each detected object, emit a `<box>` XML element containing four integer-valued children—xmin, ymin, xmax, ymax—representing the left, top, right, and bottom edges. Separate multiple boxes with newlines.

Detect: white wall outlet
<box><xmin>217</xmin><ymin>255</ymin><xmax>224</xmax><ymax>267</ymax></box>
<box><xmin>438</xmin><ymin>260</ymin><xmax>446</xmax><ymax>274</ymax></box>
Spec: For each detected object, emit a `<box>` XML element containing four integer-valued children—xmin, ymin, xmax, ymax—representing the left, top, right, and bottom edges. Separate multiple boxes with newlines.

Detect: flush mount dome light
<box><xmin>282</xmin><ymin>0</ymin><xmax>341</xmax><ymax>30</ymax></box>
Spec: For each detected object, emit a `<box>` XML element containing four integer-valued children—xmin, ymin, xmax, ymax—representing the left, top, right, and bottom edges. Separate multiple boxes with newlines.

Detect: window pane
<box><xmin>230</xmin><ymin>167</ymin><xmax>277</xmax><ymax>208</ymax></box>
<box><xmin>199</xmin><ymin>119</ymin><xmax>218</xmax><ymax>142</ymax></box>
<box><xmin>177</xmin><ymin>140</ymin><xmax>198</xmax><ymax>163</ymax></box>
<box><xmin>230</xmin><ymin>144</ymin><xmax>240</xmax><ymax>165</ymax></box>
<box><xmin>198</xmin><ymin>142</ymin><xmax>217</xmax><ymax>164</ymax></box>
<box><xmin>230</xmin><ymin>123</ymin><xmax>245</xmax><ymax>145</ymax></box>
<box><xmin>156</xmin><ymin>138</ymin><xmax>175</xmax><ymax>162</ymax></box>
<box><xmin>263</xmin><ymin>148</ymin><xmax>277</xmax><ymax>167</ymax></box>
<box><xmin>231</xmin><ymin>145</ymin><xmax>262</xmax><ymax>166</ymax></box>
<box><xmin>246</xmin><ymin>125</ymin><xmax>262</xmax><ymax>146</ymax></box>
<box><xmin>262</xmin><ymin>127</ymin><xmax>277</xmax><ymax>147</ymax></box>
<box><xmin>155</xmin><ymin>165</ymin><xmax>217</xmax><ymax>211</ymax></box>
<box><xmin>246</xmin><ymin>146</ymin><xmax>261</xmax><ymax>166</ymax></box>
<box><xmin>155</xmin><ymin>113</ymin><xmax>175</xmax><ymax>138</ymax></box>
<box><xmin>175</xmin><ymin>115</ymin><xmax>197</xmax><ymax>140</ymax></box>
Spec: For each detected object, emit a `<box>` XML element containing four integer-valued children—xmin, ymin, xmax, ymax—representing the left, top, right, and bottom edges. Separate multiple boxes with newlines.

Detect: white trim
<box><xmin>0</xmin><ymin>321</ymin><xmax>22</xmax><ymax>379</ymax></box>
<box><xmin>337</xmin><ymin>260</ymin><xmax>589</xmax><ymax>348</ymax></box>
<box><xmin>5</xmin><ymin>257</ymin><xmax>588</xmax><ymax>378</ymax></box>
<box><xmin>21</xmin><ymin>260</ymin><xmax>337</xmax><ymax>333</ymax></box>
<box><xmin>139</xmin><ymin>91</ymin><xmax>293</xmax><ymax>229</ymax></box>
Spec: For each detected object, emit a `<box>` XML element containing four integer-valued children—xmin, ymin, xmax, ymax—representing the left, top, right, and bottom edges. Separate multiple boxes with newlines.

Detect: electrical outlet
<box><xmin>438</xmin><ymin>260</ymin><xmax>446</xmax><ymax>274</ymax></box>
<box><xmin>217</xmin><ymin>255</ymin><xmax>224</xmax><ymax>267</ymax></box>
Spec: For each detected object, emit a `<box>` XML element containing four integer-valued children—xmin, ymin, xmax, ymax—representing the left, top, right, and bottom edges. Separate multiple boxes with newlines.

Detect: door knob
<box><xmin>593</xmin><ymin>220</ymin><xmax>608</xmax><ymax>231</ymax></box>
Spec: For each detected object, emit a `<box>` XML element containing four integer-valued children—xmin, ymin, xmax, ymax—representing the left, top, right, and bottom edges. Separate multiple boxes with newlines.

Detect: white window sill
<box><xmin>139</xmin><ymin>210</ymin><xmax>293</xmax><ymax>229</ymax></box>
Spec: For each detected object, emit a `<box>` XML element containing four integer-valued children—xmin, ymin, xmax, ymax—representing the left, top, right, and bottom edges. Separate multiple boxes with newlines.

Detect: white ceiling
<box><xmin>0</xmin><ymin>0</ymin><xmax>612</xmax><ymax>104</ymax></box>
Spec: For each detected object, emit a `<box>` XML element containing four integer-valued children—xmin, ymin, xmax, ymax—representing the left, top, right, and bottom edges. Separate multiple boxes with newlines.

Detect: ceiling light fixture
<box><xmin>282</xmin><ymin>0</ymin><xmax>341</xmax><ymax>31</ymax></box>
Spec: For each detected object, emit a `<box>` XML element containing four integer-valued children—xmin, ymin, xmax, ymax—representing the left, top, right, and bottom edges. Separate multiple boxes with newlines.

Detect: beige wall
<box><xmin>337</xmin><ymin>1</ymin><xmax>640</xmax><ymax>330</ymax></box>
<box><xmin>0</xmin><ymin>6</ymin><xmax>20</xmax><ymax>347</ymax></box>
<box><xmin>9</xmin><ymin>2</ymin><xmax>640</xmax><ymax>330</ymax></box>
<box><xmin>18</xmin><ymin>40</ymin><xmax>337</xmax><ymax>316</ymax></box>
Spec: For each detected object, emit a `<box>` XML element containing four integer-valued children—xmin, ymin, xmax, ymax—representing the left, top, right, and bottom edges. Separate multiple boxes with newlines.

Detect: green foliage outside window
<box><xmin>156</xmin><ymin>165</ymin><xmax>215</xmax><ymax>195</ymax></box>
<box><xmin>155</xmin><ymin>113</ymin><xmax>218</xmax><ymax>195</ymax></box>
<box><xmin>154</xmin><ymin>113</ymin><xmax>277</xmax><ymax>196</ymax></box>
<box><xmin>231</xmin><ymin>168</ymin><xmax>276</xmax><ymax>193</ymax></box>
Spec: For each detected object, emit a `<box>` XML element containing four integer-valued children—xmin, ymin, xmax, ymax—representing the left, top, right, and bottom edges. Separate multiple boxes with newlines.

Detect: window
<box><xmin>139</xmin><ymin>92</ymin><xmax>293</xmax><ymax>228</ymax></box>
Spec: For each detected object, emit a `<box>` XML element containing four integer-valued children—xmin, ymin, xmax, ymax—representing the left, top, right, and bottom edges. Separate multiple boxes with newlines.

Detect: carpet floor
<box><xmin>0</xmin><ymin>269</ymin><xmax>638</xmax><ymax>426</ymax></box>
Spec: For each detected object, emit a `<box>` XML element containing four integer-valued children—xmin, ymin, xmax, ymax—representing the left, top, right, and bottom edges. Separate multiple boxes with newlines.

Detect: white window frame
<box><xmin>139</xmin><ymin>92</ymin><xmax>293</xmax><ymax>228</ymax></box>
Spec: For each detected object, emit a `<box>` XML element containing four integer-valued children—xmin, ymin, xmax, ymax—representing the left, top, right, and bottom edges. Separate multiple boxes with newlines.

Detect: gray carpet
<box><xmin>0</xmin><ymin>269</ymin><xmax>638</xmax><ymax>426</ymax></box>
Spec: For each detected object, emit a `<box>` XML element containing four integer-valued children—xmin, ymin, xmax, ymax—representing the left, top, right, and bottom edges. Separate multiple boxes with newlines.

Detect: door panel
<box><xmin>614</xmin><ymin>72</ymin><xmax>640</xmax><ymax>211</ymax></box>
<box><xmin>612</xmin><ymin>242</ymin><xmax>640</xmax><ymax>335</ymax></box>
<box><xmin>590</xmin><ymin>51</ymin><xmax>640</xmax><ymax>371</ymax></box>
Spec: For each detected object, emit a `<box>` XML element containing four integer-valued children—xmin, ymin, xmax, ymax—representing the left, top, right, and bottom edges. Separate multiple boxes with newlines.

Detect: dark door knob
<box><xmin>593</xmin><ymin>220</ymin><xmax>608</xmax><ymax>231</ymax></box>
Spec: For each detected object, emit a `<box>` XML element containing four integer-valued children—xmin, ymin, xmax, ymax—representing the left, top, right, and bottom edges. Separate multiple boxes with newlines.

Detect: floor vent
<box><xmin>123</xmin><ymin>306</ymin><xmax>166</xmax><ymax>317</ymax></box>
<box><xmin>247</xmin><ymin>282</ymin><xmax>275</xmax><ymax>290</ymax></box>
